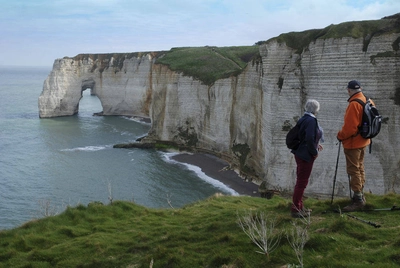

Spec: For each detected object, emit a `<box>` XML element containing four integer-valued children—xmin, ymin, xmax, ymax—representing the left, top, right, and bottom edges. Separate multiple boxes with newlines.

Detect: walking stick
<box><xmin>329</xmin><ymin>209</ymin><xmax>381</xmax><ymax>228</ymax></box>
<box><xmin>348</xmin><ymin>174</ymin><xmax>352</xmax><ymax>199</ymax></box>
<box><xmin>331</xmin><ymin>142</ymin><xmax>341</xmax><ymax>204</ymax></box>
<box><xmin>343</xmin><ymin>213</ymin><xmax>381</xmax><ymax>228</ymax></box>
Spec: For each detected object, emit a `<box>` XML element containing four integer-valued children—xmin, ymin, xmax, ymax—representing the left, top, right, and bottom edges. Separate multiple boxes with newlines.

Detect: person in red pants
<box><xmin>290</xmin><ymin>99</ymin><xmax>324</xmax><ymax>218</ymax></box>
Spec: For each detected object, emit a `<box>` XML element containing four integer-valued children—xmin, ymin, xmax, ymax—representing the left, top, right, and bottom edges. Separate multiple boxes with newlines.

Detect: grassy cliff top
<box><xmin>259</xmin><ymin>13</ymin><xmax>400</xmax><ymax>54</ymax></box>
<box><xmin>65</xmin><ymin>14</ymin><xmax>399</xmax><ymax>85</ymax></box>
<box><xmin>69</xmin><ymin>52</ymin><xmax>166</xmax><ymax>73</ymax></box>
<box><xmin>1</xmin><ymin>193</ymin><xmax>399</xmax><ymax>267</ymax></box>
<box><xmin>68</xmin><ymin>46</ymin><xmax>260</xmax><ymax>86</ymax></box>
<box><xmin>154</xmin><ymin>46</ymin><xmax>260</xmax><ymax>86</ymax></box>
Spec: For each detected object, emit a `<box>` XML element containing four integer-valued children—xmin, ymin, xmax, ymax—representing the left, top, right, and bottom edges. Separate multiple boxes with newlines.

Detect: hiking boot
<box><xmin>291</xmin><ymin>208</ymin><xmax>311</xmax><ymax>218</ymax></box>
<box><xmin>342</xmin><ymin>198</ymin><xmax>366</xmax><ymax>212</ymax></box>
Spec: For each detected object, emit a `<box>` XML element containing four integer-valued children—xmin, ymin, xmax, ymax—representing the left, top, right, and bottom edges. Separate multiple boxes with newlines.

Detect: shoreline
<box><xmin>171</xmin><ymin>152</ymin><xmax>260</xmax><ymax>197</ymax></box>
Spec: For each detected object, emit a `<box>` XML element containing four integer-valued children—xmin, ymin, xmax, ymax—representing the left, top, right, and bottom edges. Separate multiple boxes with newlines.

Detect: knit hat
<box><xmin>348</xmin><ymin>80</ymin><xmax>361</xmax><ymax>90</ymax></box>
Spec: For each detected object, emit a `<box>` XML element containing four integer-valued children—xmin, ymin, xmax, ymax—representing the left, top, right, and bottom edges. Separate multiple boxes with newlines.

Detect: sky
<box><xmin>1</xmin><ymin>0</ymin><xmax>399</xmax><ymax>67</ymax></box>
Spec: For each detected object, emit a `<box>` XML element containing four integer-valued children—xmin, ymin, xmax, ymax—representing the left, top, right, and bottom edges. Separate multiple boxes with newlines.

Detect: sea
<box><xmin>0</xmin><ymin>66</ymin><xmax>237</xmax><ymax>230</ymax></box>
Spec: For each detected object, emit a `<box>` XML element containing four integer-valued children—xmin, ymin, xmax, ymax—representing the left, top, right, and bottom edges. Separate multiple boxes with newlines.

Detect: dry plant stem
<box><xmin>166</xmin><ymin>194</ymin><xmax>175</xmax><ymax>209</ymax></box>
<box><xmin>107</xmin><ymin>180</ymin><xmax>113</xmax><ymax>204</ymax></box>
<box><xmin>237</xmin><ymin>211</ymin><xmax>281</xmax><ymax>259</ymax></box>
<box><xmin>287</xmin><ymin>205</ymin><xmax>311</xmax><ymax>267</ymax></box>
<box><xmin>37</xmin><ymin>199</ymin><xmax>58</xmax><ymax>217</ymax></box>
<box><xmin>287</xmin><ymin>222</ymin><xmax>309</xmax><ymax>268</ymax></box>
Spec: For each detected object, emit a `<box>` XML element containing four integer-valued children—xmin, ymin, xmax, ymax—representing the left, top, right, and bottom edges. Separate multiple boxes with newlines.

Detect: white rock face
<box><xmin>259</xmin><ymin>34</ymin><xmax>400</xmax><ymax>196</ymax></box>
<box><xmin>39</xmin><ymin>54</ymin><xmax>154</xmax><ymax>118</ymax></box>
<box><xmin>38</xmin><ymin>33</ymin><xmax>400</xmax><ymax>197</ymax></box>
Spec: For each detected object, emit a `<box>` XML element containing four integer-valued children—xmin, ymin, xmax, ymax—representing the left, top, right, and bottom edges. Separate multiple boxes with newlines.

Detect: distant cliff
<box><xmin>39</xmin><ymin>14</ymin><xmax>400</xmax><ymax>197</ymax></box>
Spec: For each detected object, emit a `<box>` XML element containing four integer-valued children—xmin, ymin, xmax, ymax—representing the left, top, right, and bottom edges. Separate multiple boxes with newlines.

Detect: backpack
<box><xmin>286</xmin><ymin>116</ymin><xmax>318</xmax><ymax>150</ymax></box>
<box><xmin>351</xmin><ymin>97</ymin><xmax>382</xmax><ymax>153</ymax></box>
<box><xmin>351</xmin><ymin>97</ymin><xmax>382</xmax><ymax>139</ymax></box>
<box><xmin>286</xmin><ymin>123</ymin><xmax>300</xmax><ymax>150</ymax></box>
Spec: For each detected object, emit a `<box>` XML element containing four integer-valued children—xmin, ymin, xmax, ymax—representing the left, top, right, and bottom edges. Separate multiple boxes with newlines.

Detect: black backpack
<box><xmin>286</xmin><ymin>123</ymin><xmax>300</xmax><ymax>150</ymax></box>
<box><xmin>351</xmin><ymin>97</ymin><xmax>382</xmax><ymax>153</ymax></box>
<box><xmin>351</xmin><ymin>97</ymin><xmax>382</xmax><ymax>139</ymax></box>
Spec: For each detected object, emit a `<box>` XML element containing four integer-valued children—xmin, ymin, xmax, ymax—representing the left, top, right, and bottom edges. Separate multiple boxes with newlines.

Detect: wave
<box><xmin>162</xmin><ymin>152</ymin><xmax>239</xmax><ymax>196</ymax></box>
<box><xmin>61</xmin><ymin>145</ymin><xmax>111</xmax><ymax>152</ymax></box>
<box><xmin>122</xmin><ymin>116</ymin><xmax>151</xmax><ymax>125</ymax></box>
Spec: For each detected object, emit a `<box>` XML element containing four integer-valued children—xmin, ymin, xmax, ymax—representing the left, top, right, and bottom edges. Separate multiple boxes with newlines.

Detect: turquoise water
<box><xmin>0</xmin><ymin>66</ymin><xmax>235</xmax><ymax>230</ymax></box>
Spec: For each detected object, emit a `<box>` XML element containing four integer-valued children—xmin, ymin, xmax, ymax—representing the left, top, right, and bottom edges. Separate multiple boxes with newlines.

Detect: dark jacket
<box><xmin>291</xmin><ymin>113</ymin><xmax>321</xmax><ymax>162</ymax></box>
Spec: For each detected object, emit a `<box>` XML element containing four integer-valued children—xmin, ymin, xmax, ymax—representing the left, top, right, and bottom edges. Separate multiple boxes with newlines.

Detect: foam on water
<box><xmin>122</xmin><ymin>116</ymin><xmax>152</xmax><ymax>125</ymax></box>
<box><xmin>162</xmin><ymin>152</ymin><xmax>239</xmax><ymax>196</ymax></box>
<box><xmin>60</xmin><ymin>145</ymin><xmax>111</xmax><ymax>152</ymax></box>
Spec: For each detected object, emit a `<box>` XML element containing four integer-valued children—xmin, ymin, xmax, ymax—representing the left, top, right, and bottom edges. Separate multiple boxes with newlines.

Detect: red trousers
<box><xmin>292</xmin><ymin>155</ymin><xmax>315</xmax><ymax>212</ymax></box>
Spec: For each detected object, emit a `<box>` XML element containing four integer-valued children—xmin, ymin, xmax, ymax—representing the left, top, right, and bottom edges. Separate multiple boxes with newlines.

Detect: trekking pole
<box><xmin>328</xmin><ymin>206</ymin><xmax>400</xmax><ymax>213</ymax></box>
<box><xmin>363</xmin><ymin>206</ymin><xmax>400</xmax><ymax>212</ymax></box>
<box><xmin>344</xmin><ymin>213</ymin><xmax>381</xmax><ymax>228</ymax></box>
<box><xmin>331</xmin><ymin>142</ymin><xmax>341</xmax><ymax>204</ymax></box>
<box><xmin>348</xmin><ymin>175</ymin><xmax>352</xmax><ymax>199</ymax></box>
<box><xmin>331</xmin><ymin>208</ymin><xmax>381</xmax><ymax>228</ymax></box>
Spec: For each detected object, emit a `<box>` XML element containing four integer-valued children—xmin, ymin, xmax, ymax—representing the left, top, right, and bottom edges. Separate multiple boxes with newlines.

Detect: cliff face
<box><xmin>39</xmin><ymin>23</ymin><xmax>400</xmax><ymax>197</ymax></box>
<box><xmin>147</xmin><ymin>59</ymin><xmax>264</xmax><ymax>171</ymax></box>
<box><xmin>260</xmin><ymin>34</ymin><xmax>400</xmax><ymax>196</ymax></box>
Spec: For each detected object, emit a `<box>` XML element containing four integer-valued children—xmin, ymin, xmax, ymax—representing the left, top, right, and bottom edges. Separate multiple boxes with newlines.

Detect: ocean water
<box><xmin>0</xmin><ymin>66</ymin><xmax>237</xmax><ymax>230</ymax></box>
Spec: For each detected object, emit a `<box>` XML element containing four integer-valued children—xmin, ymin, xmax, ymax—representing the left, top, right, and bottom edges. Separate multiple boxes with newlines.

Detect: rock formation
<box><xmin>39</xmin><ymin>15</ymin><xmax>400</xmax><ymax>197</ymax></box>
<box><xmin>38</xmin><ymin>53</ymin><xmax>157</xmax><ymax>118</ymax></box>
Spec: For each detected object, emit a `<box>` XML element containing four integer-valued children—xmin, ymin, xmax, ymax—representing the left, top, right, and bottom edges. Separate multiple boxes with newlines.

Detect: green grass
<box><xmin>155</xmin><ymin>46</ymin><xmax>260</xmax><ymax>86</ymax></box>
<box><xmin>70</xmin><ymin>46</ymin><xmax>260</xmax><ymax>86</ymax></box>
<box><xmin>261</xmin><ymin>15</ymin><xmax>400</xmax><ymax>54</ymax></box>
<box><xmin>0</xmin><ymin>193</ymin><xmax>399</xmax><ymax>267</ymax></box>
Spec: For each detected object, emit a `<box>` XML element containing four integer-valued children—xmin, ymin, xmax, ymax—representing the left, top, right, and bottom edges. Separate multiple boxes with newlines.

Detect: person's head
<box><xmin>305</xmin><ymin>99</ymin><xmax>320</xmax><ymax>115</ymax></box>
<box><xmin>347</xmin><ymin>80</ymin><xmax>362</xmax><ymax>96</ymax></box>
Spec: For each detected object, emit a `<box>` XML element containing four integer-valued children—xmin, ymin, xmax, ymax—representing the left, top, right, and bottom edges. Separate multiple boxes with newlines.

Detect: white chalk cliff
<box><xmin>39</xmin><ymin>17</ymin><xmax>400</xmax><ymax>197</ymax></box>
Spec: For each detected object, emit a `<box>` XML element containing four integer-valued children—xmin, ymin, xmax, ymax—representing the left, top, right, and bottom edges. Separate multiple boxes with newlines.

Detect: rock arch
<box><xmin>81</xmin><ymin>78</ymin><xmax>96</xmax><ymax>96</ymax></box>
<box><xmin>39</xmin><ymin>56</ymin><xmax>153</xmax><ymax>119</ymax></box>
<box><xmin>79</xmin><ymin>79</ymin><xmax>104</xmax><ymax>115</ymax></box>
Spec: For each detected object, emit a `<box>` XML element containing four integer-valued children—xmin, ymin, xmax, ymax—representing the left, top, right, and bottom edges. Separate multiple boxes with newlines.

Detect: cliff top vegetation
<box><xmin>66</xmin><ymin>14</ymin><xmax>399</xmax><ymax>86</ymax></box>
<box><xmin>258</xmin><ymin>13</ymin><xmax>400</xmax><ymax>54</ymax></box>
<box><xmin>1</xmin><ymin>193</ymin><xmax>399</xmax><ymax>267</ymax></box>
<box><xmin>155</xmin><ymin>46</ymin><xmax>260</xmax><ymax>86</ymax></box>
<box><xmin>70</xmin><ymin>52</ymin><xmax>165</xmax><ymax>73</ymax></box>
<box><xmin>68</xmin><ymin>46</ymin><xmax>259</xmax><ymax>86</ymax></box>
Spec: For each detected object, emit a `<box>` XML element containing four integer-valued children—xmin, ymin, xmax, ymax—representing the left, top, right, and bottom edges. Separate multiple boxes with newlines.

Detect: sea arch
<box><xmin>79</xmin><ymin>78</ymin><xmax>103</xmax><ymax>116</ymax></box>
<box><xmin>39</xmin><ymin>75</ymin><xmax>106</xmax><ymax>118</ymax></box>
<box><xmin>39</xmin><ymin>56</ymin><xmax>153</xmax><ymax>119</ymax></box>
<box><xmin>81</xmin><ymin>78</ymin><xmax>96</xmax><ymax>96</ymax></box>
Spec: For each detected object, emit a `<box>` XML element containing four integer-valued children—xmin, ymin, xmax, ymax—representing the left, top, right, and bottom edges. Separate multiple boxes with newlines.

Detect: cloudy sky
<box><xmin>1</xmin><ymin>0</ymin><xmax>399</xmax><ymax>67</ymax></box>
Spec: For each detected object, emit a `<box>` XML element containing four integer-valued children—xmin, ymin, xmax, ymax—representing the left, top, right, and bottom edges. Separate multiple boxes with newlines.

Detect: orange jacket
<box><xmin>337</xmin><ymin>92</ymin><xmax>371</xmax><ymax>149</ymax></box>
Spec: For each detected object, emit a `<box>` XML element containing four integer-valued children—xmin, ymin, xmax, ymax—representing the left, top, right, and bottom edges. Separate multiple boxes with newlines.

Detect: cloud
<box><xmin>0</xmin><ymin>0</ymin><xmax>399</xmax><ymax>66</ymax></box>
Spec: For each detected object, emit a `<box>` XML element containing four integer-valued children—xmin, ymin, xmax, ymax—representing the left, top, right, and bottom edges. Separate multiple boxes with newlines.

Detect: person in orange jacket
<box><xmin>337</xmin><ymin>80</ymin><xmax>372</xmax><ymax>211</ymax></box>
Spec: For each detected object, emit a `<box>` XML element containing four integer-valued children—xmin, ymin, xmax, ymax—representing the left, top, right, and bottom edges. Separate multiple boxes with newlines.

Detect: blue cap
<box><xmin>348</xmin><ymin>80</ymin><xmax>361</xmax><ymax>90</ymax></box>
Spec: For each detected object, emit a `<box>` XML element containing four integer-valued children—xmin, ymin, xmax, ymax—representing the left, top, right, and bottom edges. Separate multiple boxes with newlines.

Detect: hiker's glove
<box><xmin>336</xmin><ymin>136</ymin><xmax>342</xmax><ymax>142</ymax></box>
